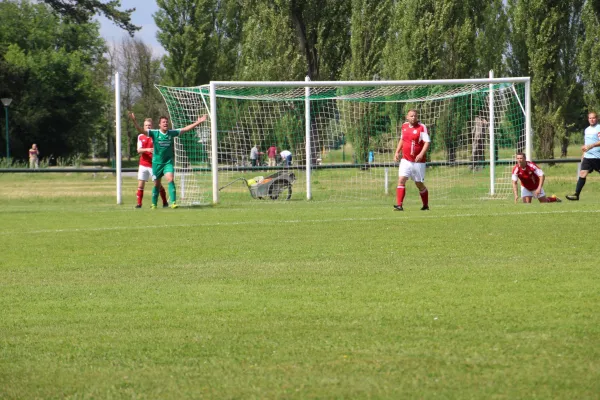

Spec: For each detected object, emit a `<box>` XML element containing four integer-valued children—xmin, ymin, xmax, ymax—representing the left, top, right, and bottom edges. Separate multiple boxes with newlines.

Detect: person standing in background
<box><xmin>566</xmin><ymin>112</ymin><xmax>600</xmax><ymax>200</ymax></box>
<box><xmin>267</xmin><ymin>145</ymin><xmax>278</xmax><ymax>167</ymax></box>
<box><xmin>29</xmin><ymin>144</ymin><xmax>39</xmax><ymax>169</ymax></box>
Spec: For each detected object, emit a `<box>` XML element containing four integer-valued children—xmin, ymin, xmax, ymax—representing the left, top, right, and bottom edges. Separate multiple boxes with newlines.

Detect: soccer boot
<box><xmin>393</xmin><ymin>205</ymin><xmax>404</xmax><ymax>211</ymax></box>
<box><xmin>163</xmin><ymin>202</ymin><xmax>169</xmax><ymax>208</ymax></box>
<box><xmin>420</xmin><ymin>205</ymin><xmax>430</xmax><ymax>210</ymax></box>
<box><xmin>550</xmin><ymin>195</ymin><xmax>562</xmax><ymax>203</ymax></box>
<box><xmin>135</xmin><ymin>204</ymin><xmax>142</xmax><ymax>209</ymax></box>
<box><xmin>170</xmin><ymin>202</ymin><xmax>179</xmax><ymax>209</ymax></box>
<box><xmin>565</xmin><ymin>193</ymin><xmax>579</xmax><ymax>201</ymax></box>
<box><xmin>151</xmin><ymin>204</ymin><xmax>157</xmax><ymax>209</ymax></box>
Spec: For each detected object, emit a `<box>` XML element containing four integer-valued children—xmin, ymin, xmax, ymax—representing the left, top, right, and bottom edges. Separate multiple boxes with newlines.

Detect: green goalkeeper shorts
<box><xmin>152</xmin><ymin>162</ymin><xmax>175</xmax><ymax>180</ymax></box>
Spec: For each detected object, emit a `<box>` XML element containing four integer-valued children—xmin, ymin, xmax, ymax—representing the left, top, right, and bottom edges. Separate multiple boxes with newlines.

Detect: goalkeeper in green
<box><xmin>131</xmin><ymin>114</ymin><xmax>207</xmax><ymax>208</ymax></box>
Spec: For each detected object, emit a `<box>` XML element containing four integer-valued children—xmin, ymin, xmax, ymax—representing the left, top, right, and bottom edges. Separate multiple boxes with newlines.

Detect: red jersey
<box><xmin>400</xmin><ymin>122</ymin><xmax>430</xmax><ymax>163</ymax></box>
<box><xmin>137</xmin><ymin>134</ymin><xmax>153</xmax><ymax>167</ymax></box>
<box><xmin>511</xmin><ymin>161</ymin><xmax>543</xmax><ymax>191</ymax></box>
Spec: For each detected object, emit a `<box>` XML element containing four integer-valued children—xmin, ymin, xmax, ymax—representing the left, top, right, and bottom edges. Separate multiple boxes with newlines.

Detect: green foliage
<box><xmin>42</xmin><ymin>0</ymin><xmax>139</xmax><ymax>35</ymax></box>
<box><xmin>578</xmin><ymin>1</ymin><xmax>600</xmax><ymax>112</ymax></box>
<box><xmin>155</xmin><ymin>0</ymin><xmax>220</xmax><ymax>86</ymax></box>
<box><xmin>509</xmin><ymin>0</ymin><xmax>583</xmax><ymax>159</ymax></box>
<box><xmin>382</xmin><ymin>0</ymin><xmax>482</xmax><ymax>80</ymax></box>
<box><xmin>474</xmin><ymin>0</ymin><xmax>508</xmax><ymax>76</ymax></box>
<box><xmin>342</xmin><ymin>0</ymin><xmax>391</xmax><ymax>80</ymax></box>
<box><xmin>237</xmin><ymin>2</ymin><xmax>306</xmax><ymax>80</ymax></box>
<box><xmin>235</xmin><ymin>0</ymin><xmax>351</xmax><ymax>81</ymax></box>
<box><xmin>287</xmin><ymin>0</ymin><xmax>352</xmax><ymax>80</ymax></box>
<box><xmin>0</xmin><ymin>0</ymin><xmax>108</xmax><ymax>161</ymax></box>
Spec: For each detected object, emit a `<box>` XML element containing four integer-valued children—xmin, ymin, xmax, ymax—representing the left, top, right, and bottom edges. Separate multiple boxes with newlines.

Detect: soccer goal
<box><xmin>156</xmin><ymin>75</ymin><xmax>531</xmax><ymax>205</ymax></box>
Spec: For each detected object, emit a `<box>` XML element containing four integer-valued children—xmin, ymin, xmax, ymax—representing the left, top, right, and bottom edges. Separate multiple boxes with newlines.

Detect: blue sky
<box><xmin>96</xmin><ymin>0</ymin><xmax>165</xmax><ymax>56</ymax></box>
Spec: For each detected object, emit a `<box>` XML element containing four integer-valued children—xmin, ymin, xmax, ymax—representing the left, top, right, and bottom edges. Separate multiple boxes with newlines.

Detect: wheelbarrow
<box><xmin>219</xmin><ymin>171</ymin><xmax>296</xmax><ymax>200</ymax></box>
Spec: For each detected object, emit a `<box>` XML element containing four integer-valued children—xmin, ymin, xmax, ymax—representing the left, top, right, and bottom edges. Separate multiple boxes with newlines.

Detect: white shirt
<box><xmin>584</xmin><ymin>124</ymin><xmax>600</xmax><ymax>159</ymax></box>
<box><xmin>280</xmin><ymin>150</ymin><xmax>292</xmax><ymax>158</ymax></box>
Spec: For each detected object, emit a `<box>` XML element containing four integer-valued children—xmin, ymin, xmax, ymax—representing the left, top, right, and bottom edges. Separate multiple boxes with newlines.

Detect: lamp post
<box><xmin>1</xmin><ymin>98</ymin><xmax>12</xmax><ymax>160</ymax></box>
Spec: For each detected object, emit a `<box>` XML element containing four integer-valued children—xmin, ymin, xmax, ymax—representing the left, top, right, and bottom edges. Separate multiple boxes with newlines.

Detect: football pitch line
<box><xmin>4</xmin><ymin>208</ymin><xmax>599</xmax><ymax>236</ymax></box>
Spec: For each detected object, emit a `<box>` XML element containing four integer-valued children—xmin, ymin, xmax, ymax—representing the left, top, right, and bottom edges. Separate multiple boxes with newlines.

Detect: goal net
<box><xmin>156</xmin><ymin>86</ymin><xmax>212</xmax><ymax>206</ymax></box>
<box><xmin>156</xmin><ymin>78</ymin><xmax>530</xmax><ymax>205</ymax></box>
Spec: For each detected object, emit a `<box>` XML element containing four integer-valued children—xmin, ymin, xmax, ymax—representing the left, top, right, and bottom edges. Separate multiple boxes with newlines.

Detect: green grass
<box><xmin>1</xmin><ymin>167</ymin><xmax>599</xmax><ymax>399</ymax></box>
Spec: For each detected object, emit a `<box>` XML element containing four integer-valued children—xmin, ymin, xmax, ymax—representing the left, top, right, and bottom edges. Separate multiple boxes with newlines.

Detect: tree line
<box><xmin>1</xmin><ymin>0</ymin><xmax>599</xmax><ymax>162</ymax></box>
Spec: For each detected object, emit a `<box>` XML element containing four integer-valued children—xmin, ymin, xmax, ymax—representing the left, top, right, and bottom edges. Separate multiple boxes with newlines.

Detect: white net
<box><xmin>157</xmin><ymin>81</ymin><xmax>528</xmax><ymax>205</ymax></box>
<box><xmin>157</xmin><ymin>87</ymin><xmax>212</xmax><ymax>206</ymax></box>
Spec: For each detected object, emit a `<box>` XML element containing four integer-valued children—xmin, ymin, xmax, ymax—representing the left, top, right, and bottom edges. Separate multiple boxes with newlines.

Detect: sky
<box><xmin>96</xmin><ymin>0</ymin><xmax>165</xmax><ymax>56</ymax></box>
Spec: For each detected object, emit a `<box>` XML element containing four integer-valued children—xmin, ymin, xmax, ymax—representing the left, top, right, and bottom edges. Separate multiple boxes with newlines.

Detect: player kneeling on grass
<box><xmin>132</xmin><ymin>116</ymin><xmax>169</xmax><ymax>208</ymax></box>
<box><xmin>511</xmin><ymin>152</ymin><xmax>561</xmax><ymax>204</ymax></box>
<box><xmin>393</xmin><ymin>109</ymin><xmax>430</xmax><ymax>211</ymax></box>
<box><xmin>131</xmin><ymin>114</ymin><xmax>207</xmax><ymax>209</ymax></box>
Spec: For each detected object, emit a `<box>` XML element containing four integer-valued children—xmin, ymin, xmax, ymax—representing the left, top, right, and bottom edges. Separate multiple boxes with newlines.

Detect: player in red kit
<box><xmin>511</xmin><ymin>152</ymin><xmax>561</xmax><ymax>204</ymax></box>
<box><xmin>393</xmin><ymin>109</ymin><xmax>431</xmax><ymax>211</ymax></box>
<box><xmin>132</xmin><ymin>115</ymin><xmax>168</xmax><ymax>208</ymax></box>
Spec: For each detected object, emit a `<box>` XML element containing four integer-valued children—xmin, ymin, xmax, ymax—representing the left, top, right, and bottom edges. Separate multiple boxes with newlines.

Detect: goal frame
<box><xmin>208</xmin><ymin>75</ymin><xmax>532</xmax><ymax>204</ymax></box>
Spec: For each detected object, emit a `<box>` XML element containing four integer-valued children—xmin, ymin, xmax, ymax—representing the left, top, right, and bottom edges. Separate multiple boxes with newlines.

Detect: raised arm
<box><xmin>129</xmin><ymin>112</ymin><xmax>146</xmax><ymax>135</ymax></box>
<box><xmin>179</xmin><ymin>115</ymin><xmax>208</xmax><ymax>134</ymax></box>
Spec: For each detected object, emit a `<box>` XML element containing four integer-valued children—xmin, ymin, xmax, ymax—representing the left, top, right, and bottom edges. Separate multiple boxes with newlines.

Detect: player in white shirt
<box><xmin>566</xmin><ymin>112</ymin><xmax>600</xmax><ymax>200</ymax></box>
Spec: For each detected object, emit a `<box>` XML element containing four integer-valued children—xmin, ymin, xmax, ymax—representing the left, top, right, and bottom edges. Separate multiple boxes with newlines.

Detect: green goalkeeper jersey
<box><xmin>148</xmin><ymin>129</ymin><xmax>181</xmax><ymax>164</ymax></box>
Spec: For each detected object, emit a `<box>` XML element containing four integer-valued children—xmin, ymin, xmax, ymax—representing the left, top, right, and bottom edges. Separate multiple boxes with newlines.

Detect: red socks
<box><xmin>138</xmin><ymin>187</ymin><xmax>167</xmax><ymax>206</ymax></box>
<box><xmin>396</xmin><ymin>186</ymin><xmax>405</xmax><ymax>206</ymax></box>
<box><xmin>136</xmin><ymin>188</ymin><xmax>143</xmax><ymax>206</ymax></box>
<box><xmin>420</xmin><ymin>188</ymin><xmax>429</xmax><ymax>207</ymax></box>
<box><xmin>396</xmin><ymin>186</ymin><xmax>429</xmax><ymax>207</ymax></box>
<box><xmin>159</xmin><ymin>186</ymin><xmax>168</xmax><ymax>206</ymax></box>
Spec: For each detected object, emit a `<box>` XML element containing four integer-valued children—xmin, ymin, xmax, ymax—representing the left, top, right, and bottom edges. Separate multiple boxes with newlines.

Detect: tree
<box><xmin>154</xmin><ymin>0</ymin><xmax>214</xmax><ymax>86</ymax></box>
<box><xmin>118</xmin><ymin>37</ymin><xmax>137</xmax><ymax>160</ymax></box>
<box><xmin>237</xmin><ymin>1</ymin><xmax>306</xmax><ymax>80</ymax></box>
<box><xmin>0</xmin><ymin>1</ymin><xmax>108</xmax><ymax>160</ymax></box>
<box><xmin>133</xmin><ymin>40</ymin><xmax>167</xmax><ymax>118</ymax></box>
<box><xmin>42</xmin><ymin>0</ymin><xmax>139</xmax><ymax>35</ymax></box>
<box><xmin>210</xmin><ymin>0</ymin><xmax>245</xmax><ymax>80</ymax></box>
<box><xmin>473</xmin><ymin>0</ymin><xmax>508</xmax><ymax>77</ymax></box>
<box><xmin>340</xmin><ymin>0</ymin><xmax>392</xmax><ymax>163</ymax></box>
<box><xmin>342</xmin><ymin>0</ymin><xmax>391</xmax><ymax>80</ymax></box>
<box><xmin>382</xmin><ymin>0</ymin><xmax>484</xmax><ymax>80</ymax></box>
<box><xmin>229</xmin><ymin>0</ymin><xmax>351</xmax><ymax>81</ymax></box>
<box><xmin>578</xmin><ymin>0</ymin><xmax>600</xmax><ymax>112</ymax></box>
<box><xmin>288</xmin><ymin>0</ymin><xmax>351</xmax><ymax>80</ymax></box>
<box><xmin>508</xmin><ymin>0</ymin><xmax>582</xmax><ymax>159</ymax></box>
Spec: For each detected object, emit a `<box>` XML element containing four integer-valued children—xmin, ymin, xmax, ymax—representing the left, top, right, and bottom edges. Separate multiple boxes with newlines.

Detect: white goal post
<box><xmin>156</xmin><ymin>75</ymin><xmax>532</xmax><ymax>206</ymax></box>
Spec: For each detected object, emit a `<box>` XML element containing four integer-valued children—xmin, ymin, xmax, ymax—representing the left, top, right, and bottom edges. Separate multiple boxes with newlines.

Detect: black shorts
<box><xmin>581</xmin><ymin>158</ymin><xmax>600</xmax><ymax>173</ymax></box>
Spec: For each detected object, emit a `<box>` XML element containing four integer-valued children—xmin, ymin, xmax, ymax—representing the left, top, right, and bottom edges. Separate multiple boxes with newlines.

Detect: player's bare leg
<box><xmin>522</xmin><ymin>196</ymin><xmax>532</xmax><ymax>203</ymax></box>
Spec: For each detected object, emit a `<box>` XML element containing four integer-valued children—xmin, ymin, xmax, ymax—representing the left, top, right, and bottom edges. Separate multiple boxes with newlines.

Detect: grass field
<box><xmin>1</xmin><ymin>165</ymin><xmax>599</xmax><ymax>399</ymax></box>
